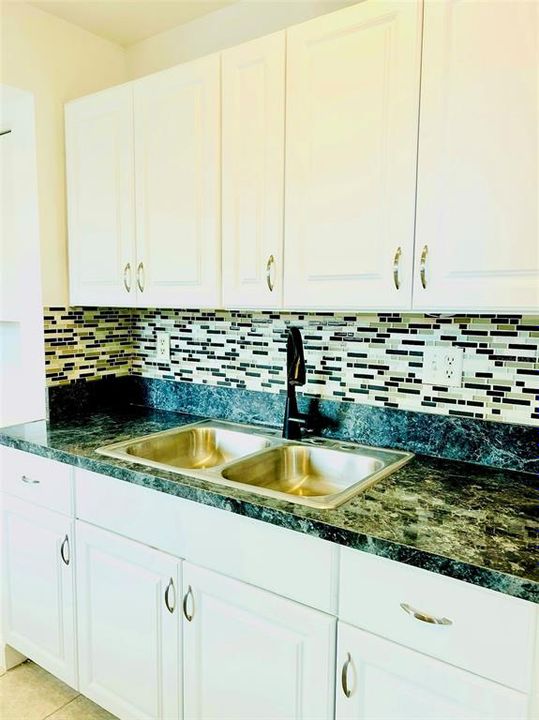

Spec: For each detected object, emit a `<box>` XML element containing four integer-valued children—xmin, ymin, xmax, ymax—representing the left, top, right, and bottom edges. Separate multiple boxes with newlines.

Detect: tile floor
<box><xmin>0</xmin><ymin>661</ymin><xmax>116</xmax><ymax>720</ymax></box>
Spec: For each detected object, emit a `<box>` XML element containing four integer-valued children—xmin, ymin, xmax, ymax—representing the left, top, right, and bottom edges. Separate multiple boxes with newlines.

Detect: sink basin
<box><xmin>222</xmin><ymin>445</ymin><xmax>381</xmax><ymax>496</ymax></box>
<box><xmin>221</xmin><ymin>444</ymin><xmax>412</xmax><ymax>509</ymax></box>
<box><xmin>97</xmin><ymin>424</ymin><xmax>271</xmax><ymax>470</ymax></box>
<box><xmin>96</xmin><ymin>420</ymin><xmax>413</xmax><ymax>509</ymax></box>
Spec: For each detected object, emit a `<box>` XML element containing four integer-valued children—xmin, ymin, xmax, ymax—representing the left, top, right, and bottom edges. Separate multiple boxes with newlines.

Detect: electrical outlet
<box><xmin>422</xmin><ymin>346</ymin><xmax>464</xmax><ymax>388</ymax></box>
<box><xmin>156</xmin><ymin>332</ymin><xmax>170</xmax><ymax>362</ymax></box>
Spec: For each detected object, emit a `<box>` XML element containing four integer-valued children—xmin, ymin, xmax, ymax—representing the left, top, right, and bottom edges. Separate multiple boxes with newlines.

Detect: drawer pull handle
<box><xmin>400</xmin><ymin>602</ymin><xmax>452</xmax><ymax>626</ymax></box>
<box><xmin>393</xmin><ymin>246</ymin><xmax>402</xmax><ymax>290</ymax></box>
<box><xmin>60</xmin><ymin>535</ymin><xmax>70</xmax><ymax>566</ymax></box>
<box><xmin>419</xmin><ymin>245</ymin><xmax>429</xmax><ymax>289</ymax></box>
<box><xmin>183</xmin><ymin>585</ymin><xmax>194</xmax><ymax>622</ymax></box>
<box><xmin>21</xmin><ymin>475</ymin><xmax>40</xmax><ymax>485</ymax></box>
<box><xmin>341</xmin><ymin>652</ymin><xmax>353</xmax><ymax>698</ymax></box>
<box><xmin>164</xmin><ymin>577</ymin><xmax>176</xmax><ymax>614</ymax></box>
<box><xmin>137</xmin><ymin>261</ymin><xmax>145</xmax><ymax>292</ymax></box>
<box><xmin>266</xmin><ymin>254</ymin><xmax>275</xmax><ymax>292</ymax></box>
<box><xmin>123</xmin><ymin>262</ymin><xmax>132</xmax><ymax>292</ymax></box>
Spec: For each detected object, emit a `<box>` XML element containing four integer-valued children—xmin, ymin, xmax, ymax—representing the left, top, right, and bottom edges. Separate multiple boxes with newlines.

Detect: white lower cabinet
<box><xmin>336</xmin><ymin>622</ymin><xmax>528</xmax><ymax>720</ymax></box>
<box><xmin>76</xmin><ymin>521</ymin><xmax>181</xmax><ymax>720</ymax></box>
<box><xmin>2</xmin><ymin>457</ymin><xmax>538</xmax><ymax>720</ymax></box>
<box><xmin>2</xmin><ymin>494</ymin><xmax>76</xmax><ymax>687</ymax></box>
<box><xmin>182</xmin><ymin>562</ymin><xmax>336</xmax><ymax>720</ymax></box>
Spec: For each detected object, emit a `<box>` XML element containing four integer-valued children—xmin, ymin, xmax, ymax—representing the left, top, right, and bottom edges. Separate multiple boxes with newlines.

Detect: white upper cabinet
<box><xmin>134</xmin><ymin>55</ymin><xmax>221</xmax><ymax>308</ymax></box>
<box><xmin>64</xmin><ymin>0</ymin><xmax>538</xmax><ymax>313</ymax></box>
<box><xmin>414</xmin><ymin>0</ymin><xmax>539</xmax><ymax>312</ymax></box>
<box><xmin>222</xmin><ymin>32</ymin><xmax>285</xmax><ymax>308</ymax></box>
<box><xmin>284</xmin><ymin>1</ymin><xmax>422</xmax><ymax>310</ymax></box>
<box><xmin>65</xmin><ymin>85</ymin><xmax>136</xmax><ymax>307</ymax></box>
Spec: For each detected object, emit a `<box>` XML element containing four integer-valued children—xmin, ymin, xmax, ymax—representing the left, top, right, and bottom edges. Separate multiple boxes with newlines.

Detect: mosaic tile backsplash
<box><xmin>43</xmin><ymin>307</ymin><xmax>539</xmax><ymax>426</ymax></box>
<box><xmin>44</xmin><ymin>307</ymin><xmax>132</xmax><ymax>385</ymax></box>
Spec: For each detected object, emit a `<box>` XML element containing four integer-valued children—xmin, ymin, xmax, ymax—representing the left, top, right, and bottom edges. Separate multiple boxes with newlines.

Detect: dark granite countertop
<box><xmin>1</xmin><ymin>407</ymin><xmax>537</xmax><ymax>604</ymax></box>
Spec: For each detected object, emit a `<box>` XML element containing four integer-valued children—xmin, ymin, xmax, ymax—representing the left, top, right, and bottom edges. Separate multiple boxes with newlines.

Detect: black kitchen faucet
<box><xmin>282</xmin><ymin>327</ymin><xmax>309</xmax><ymax>440</ymax></box>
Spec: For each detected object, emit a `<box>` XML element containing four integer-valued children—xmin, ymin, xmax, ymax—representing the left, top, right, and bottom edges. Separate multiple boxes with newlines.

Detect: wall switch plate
<box><xmin>422</xmin><ymin>346</ymin><xmax>464</xmax><ymax>388</ymax></box>
<box><xmin>156</xmin><ymin>332</ymin><xmax>170</xmax><ymax>362</ymax></box>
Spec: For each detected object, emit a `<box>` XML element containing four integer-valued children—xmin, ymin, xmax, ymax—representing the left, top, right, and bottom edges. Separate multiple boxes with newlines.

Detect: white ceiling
<box><xmin>27</xmin><ymin>0</ymin><xmax>240</xmax><ymax>47</ymax></box>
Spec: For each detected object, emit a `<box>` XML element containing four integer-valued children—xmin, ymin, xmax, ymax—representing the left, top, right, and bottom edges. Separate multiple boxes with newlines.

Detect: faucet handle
<box><xmin>288</xmin><ymin>415</ymin><xmax>314</xmax><ymax>434</ymax></box>
<box><xmin>287</xmin><ymin>327</ymin><xmax>306</xmax><ymax>386</ymax></box>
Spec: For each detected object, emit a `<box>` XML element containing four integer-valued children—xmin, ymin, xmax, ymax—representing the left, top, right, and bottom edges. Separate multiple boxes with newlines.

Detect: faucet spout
<box><xmin>283</xmin><ymin>327</ymin><xmax>307</xmax><ymax>440</ymax></box>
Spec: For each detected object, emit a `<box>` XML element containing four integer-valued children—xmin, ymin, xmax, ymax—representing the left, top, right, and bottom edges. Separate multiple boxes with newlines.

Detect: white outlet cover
<box><xmin>422</xmin><ymin>346</ymin><xmax>464</xmax><ymax>388</ymax></box>
<box><xmin>156</xmin><ymin>331</ymin><xmax>170</xmax><ymax>362</ymax></box>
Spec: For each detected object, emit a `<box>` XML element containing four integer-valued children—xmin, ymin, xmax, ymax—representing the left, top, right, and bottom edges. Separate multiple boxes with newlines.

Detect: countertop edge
<box><xmin>1</xmin><ymin>432</ymin><xmax>537</xmax><ymax>605</ymax></box>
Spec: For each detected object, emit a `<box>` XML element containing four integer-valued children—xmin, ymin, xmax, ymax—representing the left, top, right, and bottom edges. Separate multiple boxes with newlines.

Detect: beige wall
<box><xmin>1</xmin><ymin>2</ymin><xmax>127</xmax><ymax>306</ymax></box>
<box><xmin>126</xmin><ymin>0</ymin><xmax>356</xmax><ymax>78</ymax></box>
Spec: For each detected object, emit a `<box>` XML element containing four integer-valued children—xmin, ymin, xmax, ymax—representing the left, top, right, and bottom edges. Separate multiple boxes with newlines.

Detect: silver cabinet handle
<box><xmin>400</xmin><ymin>602</ymin><xmax>452</xmax><ymax>626</ymax></box>
<box><xmin>419</xmin><ymin>245</ymin><xmax>429</xmax><ymax>289</ymax></box>
<box><xmin>60</xmin><ymin>535</ymin><xmax>70</xmax><ymax>566</ymax></box>
<box><xmin>266</xmin><ymin>254</ymin><xmax>275</xmax><ymax>292</ymax></box>
<box><xmin>137</xmin><ymin>261</ymin><xmax>145</xmax><ymax>292</ymax></box>
<box><xmin>164</xmin><ymin>577</ymin><xmax>176</xmax><ymax>614</ymax></box>
<box><xmin>341</xmin><ymin>652</ymin><xmax>353</xmax><ymax>698</ymax></box>
<box><xmin>393</xmin><ymin>246</ymin><xmax>402</xmax><ymax>290</ymax></box>
<box><xmin>183</xmin><ymin>585</ymin><xmax>194</xmax><ymax>622</ymax></box>
<box><xmin>21</xmin><ymin>475</ymin><xmax>39</xmax><ymax>485</ymax></box>
<box><xmin>123</xmin><ymin>262</ymin><xmax>132</xmax><ymax>293</ymax></box>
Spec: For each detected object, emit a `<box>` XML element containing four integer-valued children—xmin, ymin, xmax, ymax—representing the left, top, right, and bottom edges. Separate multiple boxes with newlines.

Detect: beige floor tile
<box><xmin>46</xmin><ymin>695</ymin><xmax>117</xmax><ymax>720</ymax></box>
<box><xmin>0</xmin><ymin>661</ymin><xmax>78</xmax><ymax>720</ymax></box>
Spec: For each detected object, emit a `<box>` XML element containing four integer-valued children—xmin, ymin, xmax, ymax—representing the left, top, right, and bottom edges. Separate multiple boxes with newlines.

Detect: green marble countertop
<box><xmin>1</xmin><ymin>407</ymin><xmax>537</xmax><ymax>603</ymax></box>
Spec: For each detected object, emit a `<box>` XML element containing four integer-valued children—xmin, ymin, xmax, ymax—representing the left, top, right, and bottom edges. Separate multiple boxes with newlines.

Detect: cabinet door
<box><xmin>182</xmin><ymin>562</ymin><xmax>335</xmax><ymax>720</ymax></box>
<box><xmin>65</xmin><ymin>85</ymin><xmax>136</xmax><ymax>307</ymax></box>
<box><xmin>222</xmin><ymin>32</ymin><xmax>285</xmax><ymax>308</ymax></box>
<box><xmin>284</xmin><ymin>1</ymin><xmax>422</xmax><ymax>310</ymax></box>
<box><xmin>414</xmin><ymin>0</ymin><xmax>539</xmax><ymax>312</ymax></box>
<box><xmin>2</xmin><ymin>494</ymin><xmax>76</xmax><ymax>687</ymax></box>
<box><xmin>76</xmin><ymin>521</ymin><xmax>180</xmax><ymax>720</ymax></box>
<box><xmin>336</xmin><ymin>623</ymin><xmax>528</xmax><ymax>720</ymax></box>
<box><xmin>134</xmin><ymin>55</ymin><xmax>221</xmax><ymax>308</ymax></box>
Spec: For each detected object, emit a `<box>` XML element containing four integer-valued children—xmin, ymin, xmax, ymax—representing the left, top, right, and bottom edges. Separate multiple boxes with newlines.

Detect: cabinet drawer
<box><xmin>339</xmin><ymin>548</ymin><xmax>537</xmax><ymax>692</ymax></box>
<box><xmin>75</xmin><ymin>468</ymin><xmax>339</xmax><ymax>614</ymax></box>
<box><xmin>0</xmin><ymin>448</ymin><xmax>73</xmax><ymax>516</ymax></box>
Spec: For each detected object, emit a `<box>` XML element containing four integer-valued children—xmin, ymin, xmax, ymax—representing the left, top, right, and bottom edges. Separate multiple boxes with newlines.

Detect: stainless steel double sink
<box><xmin>96</xmin><ymin>420</ymin><xmax>413</xmax><ymax>509</ymax></box>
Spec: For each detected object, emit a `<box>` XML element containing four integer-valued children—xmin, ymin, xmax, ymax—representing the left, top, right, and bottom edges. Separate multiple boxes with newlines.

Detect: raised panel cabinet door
<box><xmin>2</xmin><ymin>494</ymin><xmax>76</xmax><ymax>687</ymax></box>
<box><xmin>284</xmin><ymin>1</ymin><xmax>422</xmax><ymax>310</ymax></box>
<box><xmin>222</xmin><ymin>32</ymin><xmax>285</xmax><ymax>308</ymax></box>
<box><xmin>65</xmin><ymin>84</ymin><xmax>136</xmax><ymax>307</ymax></box>
<box><xmin>414</xmin><ymin>0</ymin><xmax>539</xmax><ymax>312</ymax></box>
<box><xmin>336</xmin><ymin>623</ymin><xmax>528</xmax><ymax>720</ymax></box>
<box><xmin>182</xmin><ymin>562</ymin><xmax>336</xmax><ymax>720</ymax></box>
<box><xmin>76</xmin><ymin>521</ymin><xmax>180</xmax><ymax>720</ymax></box>
<box><xmin>134</xmin><ymin>55</ymin><xmax>221</xmax><ymax>308</ymax></box>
